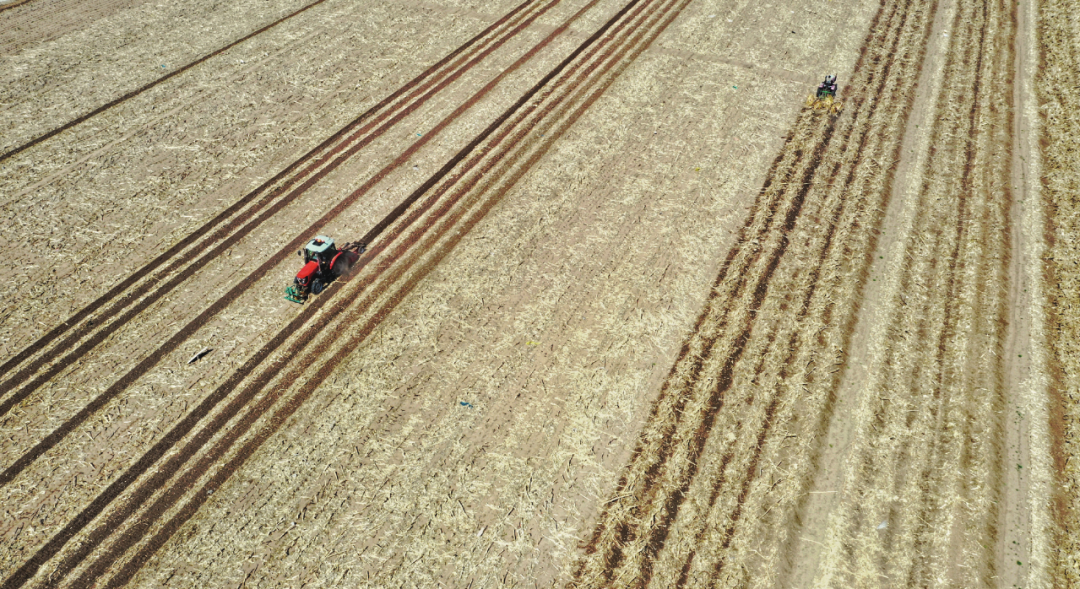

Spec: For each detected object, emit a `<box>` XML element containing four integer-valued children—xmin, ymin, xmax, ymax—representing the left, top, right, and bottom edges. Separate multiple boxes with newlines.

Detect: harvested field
<box><xmin>1038</xmin><ymin>0</ymin><xmax>1080</xmax><ymax>583</ymax></box>
<box><xmin>0</xmin><ymin>0</ymin><xmax>1070</xmax><ymax>586</ymax></box>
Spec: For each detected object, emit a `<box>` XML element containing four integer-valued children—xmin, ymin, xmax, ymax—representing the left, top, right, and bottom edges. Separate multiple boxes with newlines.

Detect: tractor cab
<box><xmin>816</xmin><ymin>74</ymin><xmax>838</xmax><ymax>99</ymax></box>
<box><xmin>301</xmin><ymin>236</ymin><xmax>338</xmax><ymax>274</ymax></box>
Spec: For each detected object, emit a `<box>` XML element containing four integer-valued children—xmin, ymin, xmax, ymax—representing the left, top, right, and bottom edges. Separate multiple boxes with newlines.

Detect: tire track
<box><xmin>0</xmin><ymin>0</ymin><xmax>36</xmax><ymax>14</ymax></box>
<box><xmin>0</xmin><ymin>0</ymin><xmax>546</xmax><ymax>418</ymax></box>
<box><xmin>0</xmin><ymin>0</ymin><xmax>589</xmax><ymax>542</ymax></box>
<box><xmin>0</xmin><ymin>0</ymin><xmax>340</xmax><ymax>163</ymax></box>
<box><xmin>569</xmin><ymin>0</ymin><xmax>939</xmax><ymax>582</ymax></box>
<box><xmin>90</xmin><ymin>0</ymin><xmax>704</xmax><ymax>584</ymax></box>
<box><xmin>2</xmin><ymin>0</ymin><xmax>649</xmax><ymax>584</ymax></box>
<box><xmin>0</xmin><ymin>0</ymin><xmax>554</xmax><ymax>479</ymax></box>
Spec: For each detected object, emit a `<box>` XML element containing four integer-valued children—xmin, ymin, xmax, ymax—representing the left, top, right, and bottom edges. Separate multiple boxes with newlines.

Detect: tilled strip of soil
<box><xmin>568</xmin><ymin>0</ymin><xmax>940</xmax><ymax>584</ymax></box>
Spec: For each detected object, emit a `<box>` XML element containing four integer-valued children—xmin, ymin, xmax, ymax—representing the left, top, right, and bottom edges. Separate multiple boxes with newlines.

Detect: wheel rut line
<box><xmin>0</xmin><ymin>0</ymin><xmax>345</xmax><ymax>163</ymax></box>
<box><xmin>1</xmin><ymin>0</ymin><xmax>672</xmax><ymax>584</ymax></box>
<box><xmin>0</xmin><ymin>0</ymin><xmax>577</xmax><ymax>484</ymax></box>
<box><xmin>0</xmin><ymin>0</ymin><xmax>548</xmax><ymax>414</ymax></box>
<box><xmin>82</xmin><ymin>0</ymin><xmax>685</xmax><ymax>582</ymax></box>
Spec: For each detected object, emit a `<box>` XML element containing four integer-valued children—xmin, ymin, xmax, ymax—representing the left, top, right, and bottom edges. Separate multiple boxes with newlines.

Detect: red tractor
<box><xmin>284</xmin><ymin>235</ymin><xmax>366</xmax><ymax>304</ymax></box>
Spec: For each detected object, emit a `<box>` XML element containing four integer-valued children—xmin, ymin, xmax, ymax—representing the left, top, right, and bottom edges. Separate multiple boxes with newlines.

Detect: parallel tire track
<box><xmin>2</xmin><ymin>0</ymin><xmax>670</xmax><ymax>584</ymax></box>
<box><xmin>0</xmin><ymin>0</ymin><xmax>563</xmax><ymax>486</ymax></box>
<box><xmin>569</xmin><ymin>0</ymin><xmax>939</xmax><ymax>583</ymax></box>
<box><xmin>0</xmin><ymin>0</ymin><xmax>337</xmax><ymax>162</ymax></box>
<box><xmin>0</xmin><ymin>0</ymin><xmax>544</xmax><ymax>417</ymax></box>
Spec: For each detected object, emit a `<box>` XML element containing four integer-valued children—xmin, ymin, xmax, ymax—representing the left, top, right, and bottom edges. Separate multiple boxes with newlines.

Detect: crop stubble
<box><xmin>570</xmin><ymin>0</ymin><xmax>940</xmax><ymax>584</ymax></box>
<box><xmin>812</xmin><ymin>0</ymin><xmax>1017</xmax><ymax>584</ymax></box>
<box><xmin>0</xmin><ymin>0</ymin><xmax>556</xmax><ymax>470</ymax></box>
<box><xmin>0</xmin><ymin>0</ymin><xmax>573</xmax><ymax>580</ymax></box>
<box><xmin>1037</xmin><ymin>0</ymin><xmax>1080</xmax><ymax>583</ymax></box>
<box><xmin>115</xmin><ymin>0</ymin><xmax>860</xmax><ymax>585</ymax></box>
<box><xmin>0</xmin><ymin>0</ymin><xmax>332</xmax><ymax>163</ymax></box>
<box><xmin>1</xmin><ymin>0</ymin><xmax>695</xmax><ymax>585</ymax></box>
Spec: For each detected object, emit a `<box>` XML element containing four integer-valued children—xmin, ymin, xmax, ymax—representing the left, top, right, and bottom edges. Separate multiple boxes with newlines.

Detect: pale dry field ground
<box><xmin>0</xmin><ymin>0</ymin><xmax>1072</xmax><ymax>587</ymax></box>
<box><xmin>1038</xmin><ymin>0</ymin><xmax>1080</xmax><ymax>584</ymax></box>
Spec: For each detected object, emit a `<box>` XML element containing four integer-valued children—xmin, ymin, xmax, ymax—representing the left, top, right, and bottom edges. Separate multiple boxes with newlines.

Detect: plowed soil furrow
<box><xmin>569</xmin><ymin>0</ymin><xmax>940</xmax><ymax>584</ymax></box>
<box><xmin>0</xmin><ymin>0</ymin><xmax>546</xmax><ymax>416</ymax></box>
<box><xmin>810</xmin><ymin>0</ymin><xmax>1017</xmax><ymax>585</ymax></box>
<box><xmin>3</xmin><ymin>0</ymin><xmax>686</xmax><ymax>585</ymax></box>
<box><xmin>1037</xmin><ymin>0</ymin><xmax>1080</xmax><ymax>583</ymax></box>
<box><xmin>0</xmin><ymin>0</ymin><xmax>568</xmax><ymax>485</ymax></box>
<box><xmin>0</xmin><ymin>0</ymin><xmax>335</xmax><ymax>164</ymax></box>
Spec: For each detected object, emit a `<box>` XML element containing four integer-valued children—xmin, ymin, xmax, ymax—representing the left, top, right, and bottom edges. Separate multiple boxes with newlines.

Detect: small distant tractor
<box><xmin>284</xmin><ymin>235</ymin><xmax>366</xmax><ymax>304</ymax></box>
<box><xmin>806</xmin><ymin>74</ymin><xmax>843</xmax><ymax>114</ymax></box>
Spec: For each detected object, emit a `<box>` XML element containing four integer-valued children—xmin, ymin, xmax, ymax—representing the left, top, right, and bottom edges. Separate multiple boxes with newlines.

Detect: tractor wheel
<box><xmin>312</xmin><ymin>278</ymin><xmax>326</xmax><ymax>295</ymax></box>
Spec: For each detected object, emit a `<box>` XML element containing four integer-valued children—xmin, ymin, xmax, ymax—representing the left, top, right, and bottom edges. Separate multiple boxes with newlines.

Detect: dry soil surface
<box><xmin>0</xmin><ymin>0</ymin><xmax>1068</xmax><ymax>586</ymax></box>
